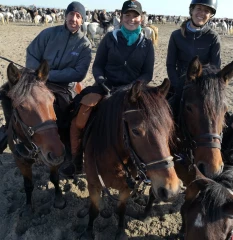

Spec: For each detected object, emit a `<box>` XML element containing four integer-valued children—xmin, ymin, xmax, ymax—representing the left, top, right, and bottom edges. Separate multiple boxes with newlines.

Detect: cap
<box><xmin>121</xmin><ymin>1</ymin><xmax>142</xmax><ymax>15</ymax></box>
<box><xmin>65</xmin><ymin>1</ymin><xmax>86</xmax><ymax>20</ymax></box>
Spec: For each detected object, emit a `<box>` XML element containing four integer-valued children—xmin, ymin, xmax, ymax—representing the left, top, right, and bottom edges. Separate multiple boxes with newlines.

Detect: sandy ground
<box><xmin>0</xmin><ymin>22</ymin><xmax>233</xmax><ymax>240</ymax></box>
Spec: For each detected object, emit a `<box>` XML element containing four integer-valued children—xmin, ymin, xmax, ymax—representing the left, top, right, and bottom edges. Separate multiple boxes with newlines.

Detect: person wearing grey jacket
<box><xmin>26</xmin><ymin>1</ymin><xmax>92</xmax><ymax>95</ymax></box>
<box><xmin>166</xmin><ymin>0</ymin><xmax>220</xmax><ymax>117</ymax></box>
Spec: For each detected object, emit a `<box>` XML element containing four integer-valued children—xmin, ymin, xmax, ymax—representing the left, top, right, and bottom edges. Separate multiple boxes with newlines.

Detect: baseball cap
<box><xmin>121</xmin><ymin>1</ymin><xmax>143</xmax><ymax>15</ymax></box>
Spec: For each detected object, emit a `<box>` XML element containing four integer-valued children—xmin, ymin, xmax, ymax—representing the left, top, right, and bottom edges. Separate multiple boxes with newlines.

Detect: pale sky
<box><xmin>1</xmin><ymin>0</ymin><xmax>232</xmax><ymax>18</ymax></box>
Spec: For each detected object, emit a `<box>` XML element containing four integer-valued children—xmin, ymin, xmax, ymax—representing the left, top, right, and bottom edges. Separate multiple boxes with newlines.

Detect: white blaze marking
<box><xmin>194</xmin><ymin>213</ymin><xmax>204</xmax><ymax>228</ymax></box>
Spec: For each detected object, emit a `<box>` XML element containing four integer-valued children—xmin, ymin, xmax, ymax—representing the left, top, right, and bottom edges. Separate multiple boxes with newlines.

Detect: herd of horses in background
<box><xmin>0</xmin><ymin>5</ymin><xmax>232</xmax><ymax>48</ymax></box>
<box><xmin>2</xmin><ymin>4</ymin><xmax>233</xmax><ymax>240</ymax></box>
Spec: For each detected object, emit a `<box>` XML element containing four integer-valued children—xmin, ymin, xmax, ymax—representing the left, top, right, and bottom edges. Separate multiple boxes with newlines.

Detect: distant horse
<box><xmin>143</xmin><ymin>23</ymin><xmax>158</xmax><ymax>47</ymax></box>
<box><xmin>80</xmin><ymin>80</ymin><xmax>181</xmax><ymax>239</ymax></box>
<box><xmin>180</xmin><ymin>164</ymin><xmax>233</xmax><ymax>240</ymax></box>
<box><xmin>112</xmin><ymin>15</ymin><xmax>120</xmax><ymax>30</ymax></box>
<box><xmin>87</xmin><ymin>22</ymin><xmax>114</xmax><ymax>47</ymax></box>
<box><xmin>0</xmin><ymin>13</ymin><xmax>5</xmax><ymax>24</ymax></box>
<box><xmin>6</xmin><ymin>61</ymin><xmax>66</xmax><ymax>216</ymax></box>
<box><xmin>216</xmin><ymin>20</ymin><xmax>228</xmax><ymax>35</ymax></box>
<box><xmin>41</xmin><ymin>14</ymin><xmax>54</xmax><ymax>26</ymax></box>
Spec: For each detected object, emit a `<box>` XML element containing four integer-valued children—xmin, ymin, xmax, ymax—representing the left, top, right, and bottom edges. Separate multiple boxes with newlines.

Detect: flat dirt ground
<box><xmin>0</xmin><ymin>22</ymin><xmax>233</xmax><ymax>240</ymax></box>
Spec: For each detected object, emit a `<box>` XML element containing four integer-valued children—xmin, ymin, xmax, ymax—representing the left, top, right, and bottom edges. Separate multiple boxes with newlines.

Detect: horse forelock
<box><xmin>195</xmin><ymin>65</ymin><xmax>227</xmax><ymax>123</ymax></box>
<box><xmin>8</xmin><ymin>68</ymin><xmax>52</xmax><ymax>108</ymax></box>
<box><xmin>137</xmin><ymin>85</ymin><xmax>174</xmax><ymax>142</ymax></box>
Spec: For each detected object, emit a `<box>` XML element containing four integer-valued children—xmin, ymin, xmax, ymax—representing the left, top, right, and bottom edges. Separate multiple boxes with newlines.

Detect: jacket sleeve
<box><xmin>26</xmin><ymin>29</ymin><xmax>49</xmax><ymax>69</ymax></box>
<box><xmin>135</xmin><ymin>40</ymin><xmax>154</xmax><ymax>84</ymax></box>
<box><xmin>48</xmin><ymin>44</ymin><xmax>92</xmax><ymax>83</ymax></box>
<box><xmin>92</xmin><ymin>34</ymin><xmax>109</xmax><ymax>84</ymax></box>
<box><xmin>166</xmin><ymin>33</ymin><xmax>179</xmax><ymax>88</ymax></box>
<box><xmin>209</xmin><ymin>33</ymin><xmax>221</xmax><ymax>68</ymax></box>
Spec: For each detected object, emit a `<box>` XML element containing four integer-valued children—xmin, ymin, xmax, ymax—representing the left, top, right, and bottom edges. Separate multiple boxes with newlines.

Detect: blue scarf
<box><xmin>121</xmin><ymin>25</ymin><xmax>142</xmax><ymax>46</ymax></box>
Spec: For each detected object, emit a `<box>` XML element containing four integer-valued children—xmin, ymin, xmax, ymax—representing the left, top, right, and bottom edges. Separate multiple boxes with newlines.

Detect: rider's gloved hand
<box><xmin>96</xmin><ymin>76</ymin><xmax>106</xmax><ymax>85</ymax></box>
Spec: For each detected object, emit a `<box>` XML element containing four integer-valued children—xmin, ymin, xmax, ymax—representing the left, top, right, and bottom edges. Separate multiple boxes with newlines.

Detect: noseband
<box><xmin>179</xmin><ymin>83</ymin><xmax>222</xmax><ymax>154</ymax></box>
<box><xmin>12</xmin><ymin>108</ymin><xmax>57</xmax><ymax>160</ymax></box>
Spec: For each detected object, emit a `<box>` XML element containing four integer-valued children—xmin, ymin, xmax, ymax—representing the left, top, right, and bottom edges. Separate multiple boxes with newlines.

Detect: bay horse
<box><xmin>6</xmin><ymin>61</ymin><xmax>66</xmax><ymax>216</ymax></box>
<box><xmin>141</xmin><ymin>57</ymin><xmax>233</xmax><ymax>219</ymax></box>
<box><xmin>180</xmin><ymin>164</ymin><xmax>233</xmax><ymax>240</ymax></box>
<box><xmin>80</xmin><ymin>80</ymin><xmax>181</xmax><ymax>239</ymax></box>
<box><xmin>174</xmin><ymin>56</ymin><xmax>233</xmax><ymax>184</ymax></box>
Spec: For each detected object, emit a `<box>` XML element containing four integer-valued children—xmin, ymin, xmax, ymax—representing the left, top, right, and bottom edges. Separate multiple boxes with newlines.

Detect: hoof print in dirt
<box><xmin>100</xmin><ymin>208</ymin><xmax>112</xmax><ymax>218</ymax></box>
<box><xmin>19</xmin><ymin>205</ymin><xmax>34</xmax><ymax>218</ymax></box>
<box><xmin>115</xmin><ymin>229</ymin><xmax>128</xmax><ymax>240</ymax></box>
<box><xmin>79</xmin><ymin>227</ymin><xmax>94</xmax><ymax>240</ymax></box>
<box><xmin>53</xmin><ymin>196</ymin><xmax>66</xmax><ymax>209</ymax></box>
<box><xmin>77</xmin><ymin>207</ymin><xmax>89</xmax><ymax>218</ymax></box>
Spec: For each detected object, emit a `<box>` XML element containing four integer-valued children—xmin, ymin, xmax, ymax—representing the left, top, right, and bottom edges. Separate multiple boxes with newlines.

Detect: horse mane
<box><xmin>8</xmin><ymin>68</ymin><xmax>53</xmax><ymax>108</ymax></box>
<box><xmin>89</xmin><ymin>83</ymin><xmax>174</xmax><ymax>158</ymax></box>
<box><xmin>195</xmin><ymin>65</ymin><xmax>227</xmax><ymax>122</ymax></box>
<box><xmin>199</xmin><ymin>166</ymin><xmax>233</xmax><ymax>222</ymax></box>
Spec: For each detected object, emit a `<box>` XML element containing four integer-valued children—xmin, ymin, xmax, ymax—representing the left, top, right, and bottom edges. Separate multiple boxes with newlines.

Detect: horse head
<box><xmin>180</xmin><ymin>56</ymin><xmax>233</xmax><ymax>178</ymax></box>
<box><xmin>122</xmin><ymin>80</ymin><xmax>180</xmax><ymax>201</ymax></box>
<box><xmin>181</xmin><ymin>164</ymin><xmax>233</xmax><ymax>240</ymax></box>
<box><xmin>7</xmin><ymin>61</ymin><xmax>65</xmax><ymax>167</ymax></box>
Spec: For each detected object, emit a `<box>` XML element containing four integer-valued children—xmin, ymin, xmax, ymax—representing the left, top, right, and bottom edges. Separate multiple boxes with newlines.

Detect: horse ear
<box><xmin>188</xmin><ymin>164</ymin><xmax>207</xmax><ymax>181</ymax></box>
<box><xmin>129</xmin><ymin>81</ymin><xmax>142</xmax><ymax>103</ymax></box>
<box><xmin>218</xmin><ymin>61</ymin><xmax>233</xmax><ymax>83</ymax></box>
<box><xmin>7</xmin><ymin>63</ymin><xmax>21</xmax><ymax>86</ymax></box>
<box><xmin>157</xmin><ymin>78</ymin><xmax>170</xmax><ymax>97</ymax></box>
<box><xmin>36</xmin><ymin>60</ymin><xmax>49</xmax><ymax>82</ymax></box>
<box><xmin>186</xmin><ymin>56</ymin><xmax>202</xmax><ymax>82</ymax></box>
<box><xmin>185</xmin><ymin>178</ymin><xmax>210</xmax><ymax>201</ymax></box>
<box><xmin>222</xmin><ymin>201</ymin><xmax>233</xmax><ymax>218</ymax></box>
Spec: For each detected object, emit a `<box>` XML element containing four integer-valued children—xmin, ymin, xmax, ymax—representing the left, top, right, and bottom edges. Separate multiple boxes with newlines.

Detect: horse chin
<box><xmin>38</xmin><ymin>151</ymin><xmax>64</xmax><ymax>167</ymax></box>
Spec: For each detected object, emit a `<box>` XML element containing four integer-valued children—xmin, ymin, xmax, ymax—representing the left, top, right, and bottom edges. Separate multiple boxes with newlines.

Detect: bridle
<box><xmin>12</xmin><ymin>108</ymin><xmax>57</xmax><ymax>160</ymax></box>
<box><xmin>96</xmin><ymin>108</ymin><xmax>175</xmax><ymax>200</ymax></box>
<box><xmin>178</xmin><ymin>83</ymin><xmax>222</xmax><ymax>162</ymax></box>
<box><xmin>123</xmin><ymin>109</ymin><xmax>174</xmax><ymax>183</ymax></box>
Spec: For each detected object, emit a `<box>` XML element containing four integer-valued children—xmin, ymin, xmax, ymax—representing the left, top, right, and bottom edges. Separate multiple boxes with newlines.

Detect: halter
<box><xmin>12</xmin><ymin>108</ymin><xmax>57</xmax><ymax>160</ymax></box>
<box><xmin>178</xmin><ymin>83</ymin><xmax>222</xmax><ymax>163</ymax></box>
<box><xmin>96</xmin><ymin>108</ymin><xmax>174</xmax><ymax>201</ymax></box>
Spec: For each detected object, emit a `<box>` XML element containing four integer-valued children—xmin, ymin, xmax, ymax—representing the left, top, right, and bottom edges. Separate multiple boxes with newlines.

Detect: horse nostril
<box><xmin>48</xmin><ymin>152</ymin><xmax>54</xmax><ymax>161</ymax></box>
<box><xmin>158</xmin><ymin>187</ymin><xmax>168</xmax><ymax>201</ymax></box>
<box><xmin>197</xmin><ymin>163</ymin><xmax>205</xmax><ymax>176</ymax></box>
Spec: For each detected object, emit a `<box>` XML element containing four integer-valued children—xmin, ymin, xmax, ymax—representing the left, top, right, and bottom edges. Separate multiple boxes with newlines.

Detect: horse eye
<box><xmin>186</xmin><ymin>105</ymin><xmax>192</xmax><ymax>112</ymax></box>
<box><xmin>132</xmin><ymin>128</ymin><xmax>140</xmax><ymax>136</ymax></box>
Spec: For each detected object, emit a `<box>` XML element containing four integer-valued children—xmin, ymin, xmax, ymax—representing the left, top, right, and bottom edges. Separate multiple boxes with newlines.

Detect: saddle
<box><xmin>46</xmin><ymin>82</ymin><xmax>74</xmax><ymax>129</ymax></box>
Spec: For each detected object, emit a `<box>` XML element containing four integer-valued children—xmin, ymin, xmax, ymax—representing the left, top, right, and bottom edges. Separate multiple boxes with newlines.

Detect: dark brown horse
<box><xmin>174</xmin><ymin>56</ymin><xmax>233</xmax><ymax>184</ymax></box>
<box><xmin>181</xmin><ymin>164</ymin><xmax>233</xmax><ymax>240</ymax></box>
<box><xmin>81</xmin><ymin>80</ymin><xmax>181</xmax><ymax>239</ymax></box>
<box><xmin>6</xmin><ymin>61</ymin><xmax>66</xmax><ymax>216</ymax></box>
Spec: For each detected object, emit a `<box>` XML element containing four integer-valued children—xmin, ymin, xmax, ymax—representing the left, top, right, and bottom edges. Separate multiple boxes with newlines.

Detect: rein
<box><xmin>178</xmin><ymin>83</ymin><xmax>222</xmax><ymax>162</ymax></box>
<box><xmin>12</xmin><ymin>108</ymin><xmax>57</xmax><ymax>160</ymax></box>
<box><xmin>0</xmin><ymin>56</ymin><xmax>25</xmax><ymax>68</ymax></box>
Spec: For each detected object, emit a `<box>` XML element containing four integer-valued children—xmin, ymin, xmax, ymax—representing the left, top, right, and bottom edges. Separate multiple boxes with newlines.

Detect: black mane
<box><xmin>195</xmin><ymin>65</ymin><xmax>227</xmax><ymax>121</ymax></box>
<box><xmin>200</xmin><ymin>166</ymin><xmax>233</xmax><ymax>222</ymax></box>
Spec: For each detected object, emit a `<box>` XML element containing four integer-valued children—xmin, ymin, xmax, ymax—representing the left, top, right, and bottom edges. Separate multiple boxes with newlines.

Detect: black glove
<box><xmin>96</xmin><ymin>76</ymin><xmax>106</xmax><ymax>85</ymax></box>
